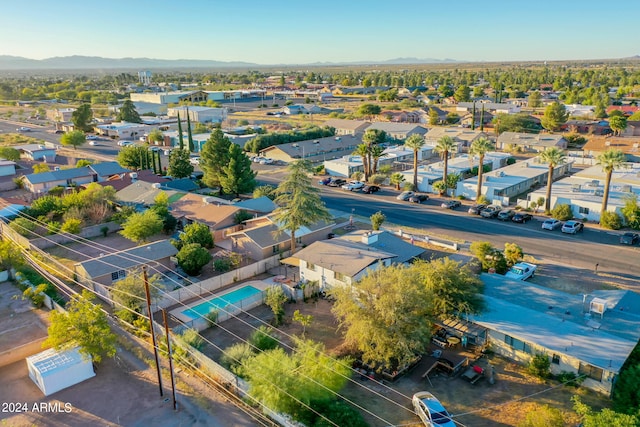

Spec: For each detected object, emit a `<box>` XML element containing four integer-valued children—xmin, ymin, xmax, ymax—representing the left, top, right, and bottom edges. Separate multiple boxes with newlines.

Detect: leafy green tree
<box><xmin>356</xmin><ymin>103</ymin><xmax>381</xmax><ymax>119</ymax></box>
<box><xmin>43</xmin><ymin>290</ymin><xmax>116</xmax><ymax>364</ymax></box>
<box><xmin>541</xmin><ymin>101</ymin><xmax>569</xmax><ymax>132</ymax></box>
<box><xmin>292</xmin><ymin>310</ymin><xmax>313</xmax><ymax>337</ymax></box>
<box><xmin>248</xmin><ymin>325</ymin><xmax>279</xmax><ymax>351</ymax></box>
<box><xmin>527</xmin><ymin>353</ymin><xmax>551</xmax><ymax>378</ymax></box>
<box><xmin>445</xmin><ymin>173</ymin><xmax>460</xmax><ymax>192</ymax></box>
<box><xmin>573</xmin><ymin>396</ymin><xmax>638</xmax><ymax>427</ymax></box>
<box><xmin>621</xmin><ymin>194</ymin><xmax>640</xmax><ymax>229</ymax></box>
<box><xmin>0</xmin><ymin>147</ymin><xmax>20</xmax><ymax>161</ymax></box>
<box><xmin>120</xmin><ymin>210</ymin><xmax>163</xmax><ymax>243</ymax></box>
<box><xmin>428</xmin><ymin>108</ymin><xmax>439</xmax><ymax>125</ymax></box>
<box><xmin>116</xmin><ymin>99</ymin><xmax>142</xmax><ymax>123</ymax></box>
<box><xmin>117</xmin><ymin>145</ymin><xmax>150</xmax><ymax>170</ymax></box>
<box><xmin>179</xmin><ymin>222</ymin><xmax>214</xmax><ymax>249</ymax></box>
<box><xmin>220</xmin><ymin>144</ymin><xmax>257</xmax><ymax>197</ymax></box>
<box><xmin>177</xmin><ymin>243</ymin><xmax>211</xmax><ymax>276</ymax></box>
<box><xmin>470</xmin><ymin>241</ymin><xmax>507</xmax><ymax>273</ymax></box>
<box><xmin>148</xmin><ymin>129</ymin><xmax>164</xmax><ymax>145</ymax></box>
<box><xmin>609</xmin><ymin>115</ymin><xmax>627</xmax><ymax>136</ymax></box>
<box><xmin>469</xmin><ymin>137</ymin><xmax>494</xmax><ymax>200</ymax></box>
<box><xmin>167</xmin><ymin>149</ymin><xmax>194</xmax><ymax>179</ymax></box>
<box><xmin>200</xmin><ymin>129</ymin><xmax>232</xmax><ymax>189</ymax></box>
<box><xmin>253</xmin><ymin>184</ymin><xmax>277</xmax><ymax>200</ymax></box>
<box><xmin>504</xmin><ymin>242</ymin><xmax>523</xmax><ymax>267</ymax></box>
<box><xmin>273</xmin><ymin>160</ymin><xmax>331</xmax><ymax>254</ymax></box>
<box><xmin>111</xmin><ymin>269</ymin><xmax>160</xmax><ymax>324</ymax></box>
<box><xmin>60</xmin><ymin>130</ymin><xmax>86</xmax><ymax>150</ymax></box>
<box><xmin>242</xmin><ymin>339</ymin><xmax>351</xmax><ymax>418</ymax></box>
<box><xmin>32</xmin><ymin>163</ymin><xmax>50</xmax><ymax>174</ymax></box>
<box><xmin>60</xmin><ymin>218</ymin><xmax>82</xmax><ymax>234</ymax></box>
<box><xmin>389</xmin><ymin>172</ymin><xmax>405</xmax><ymax>190</ymax></box>
<box><xmin>75</xmin><ymin>159</ymin><xmax>93</xmax><ymax>168</ymax></box>
<box><xmin>539</xmin><ymin>147</ymin><xmax>567</xmax><ymax>213</ymax></box>
<box><xmin>434</xmin><ymin>135</ymin><xmax>456</xmax><ymax>188</ymax></box>
<box><xmin>613</xmin><ymin>364</ymin><xmax>640</xmax><ymax>414</ymax></box>
<box><xmin>332</xmin><ymin>264</ymin><xmax>432</xmax><ymax>369</ymax></box>
<box><xmin>493</xmin><ymin>113</ymin><xmax>541</xmax><ymax>134</ymax></box>
<box><xmin>454</xmin><ymin>85</ymin><xmax>471</xmax><ymax>102</ymax></box>
<box><xmin>264</xmin><ymin>285</ymin><xmax>288</xmax><ymax>326</ymax></box>
<box><xmin>527</xmin><ymin>91</ymin><xmax>542</xmax><ymax>108</ymax></box>
<box><xmin>71</xmin><ymin>104</ymin><xmax>93</xmax><ymax>132</ymax></box>
<box><xmin>600</xmin><ymin>211</ymin><xmax>623</xmax><ymax>230</ymax></box>
<box><xmin>370</xmin><ymin>211</ymin><xmax>386</xmax><ymax>231</ymax></box>
<box><xmin>234</xmin><ymin>209</ymin><xmax>253</xmax><ymax>224</ymax></box>
<box><xmin>10</xmin><ymin>217</ymin><xmax>37</xmax><ymax>237</ymax></box>
<box><xmin>0</xmin><ymin>240</ymin><xmax>24</xmax><ymax>271</ymax></box>
<box><xmin>597</xmin><ymin>148</ymin><xmax>627</xmax><ymax>213</ymax></box>
<box><xmin>404</xmin><ymin>134</ymin><xmax>425</xmax><ymax>189</ymax></box>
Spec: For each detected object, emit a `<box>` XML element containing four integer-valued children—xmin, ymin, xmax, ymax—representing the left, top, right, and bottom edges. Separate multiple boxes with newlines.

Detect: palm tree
<box><xmin>353</xmin><ymin>144</ymin><xmax>370</xmax><ymax>182</ymax></box>
<box><xmin>390</xmin><ymin>172</ymin><xmax>405</xmax><ymax>190</ymax></box>
<box><xmin>434</xmin><ymin>136</ymin><xmax>456</xmax><ymax>193</ymax></box>
<box><xmin>597</xmin><ymin>148</ymin><xmax>627</xmax><ymax>213</ymax></box>
<box><xmin>469</xmin><ymin>137</ymin><xmax>495</xmax><ymax>201</ymax></box>
<box><xmin>405</xmin><ymin>134</ymin><xmax>425</xmax><ymax>189</ymax></box>
<box><xmin>362</xmin><ymin>129</ymin><xmax>381</xmax><ymax>177</ymax></box>
<box><xmin>369</xmin><ymin>144</ymin><xmax>387</xmax><ymax>175</ymax></box>
<box><xmin>273</xmin><ymin>160</ymin><xmax>332</xmax><ymax>254</ymax></box>
<box><xmin>539</xmin><ymin>147</ymin><xmax>567</xmax><ymax>213</ymax></box>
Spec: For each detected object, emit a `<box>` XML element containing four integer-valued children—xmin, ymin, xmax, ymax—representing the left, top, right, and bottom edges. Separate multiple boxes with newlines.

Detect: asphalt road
<box><xmin>257</xmin><ymin>173</ymin><xmax>640</xmax><ymax>280</ymax></box>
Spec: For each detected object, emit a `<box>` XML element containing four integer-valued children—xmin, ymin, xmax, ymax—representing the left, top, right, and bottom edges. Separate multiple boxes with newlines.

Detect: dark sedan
<box><xmin>620</xmin><ymin>232</ymin><xmax>640</xmax><ymax>245</ymax></box>
<box><xmin>362</xmin><ymin>185</ymin><xmax>380</xmax><ymax>194</ymax></box>
<box><xmin>327</xmin><ymin>179</ymin><xmax>346</xmax><ymax>187</ymax></box>
<box><xmin>318</xmin><ymin>177</ymin><xmax>331</xmax><ymax>185</ymax></box>
<box><xmin>512</xmin><ymin>212</ymin><xmax>533</xmax><ymax>223</ymax></box>
<box><xmin>497</xmin><ymin>209</ymin><xmax>516</xmax><ymax>221</ymax></box>
<box><xmin>409</xmin><ymin>194</ymin><xmax>429</xmax><ymax>203</ymax></box>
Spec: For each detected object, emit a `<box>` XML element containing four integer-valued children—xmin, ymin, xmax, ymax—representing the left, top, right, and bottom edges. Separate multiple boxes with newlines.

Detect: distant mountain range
<box><xmin>0</xmin><ymin>55</ymin><xmax>460</xmax><ymax>71</ymax></box>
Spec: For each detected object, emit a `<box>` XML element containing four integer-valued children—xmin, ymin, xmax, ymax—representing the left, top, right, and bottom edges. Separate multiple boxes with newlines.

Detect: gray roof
<box><xmin>424</xmin><ymin>127</ymin><xmax>487</xmax><ymax>143</ymax></box>
<box><xmin>23</xmin><ymin>167</ymin><xmax>93</xmax><ymax>185</ymax></box>
<box><xmin>15</xmin><ymin>144</ymin><xmax>57</xmax><ymax>153</ymax></box>
<box><xmin>116</xmin><ymin>181</ymin><xmax>183</xmax><ymax>205</ymax></box>
<box><xmin>232</xmin><ymin>218</ymin><xmax>334</xmax><ymax>248</ymax></box>
<box><xmin>498</xmin><ymin>132</ymin><xmax>567</xmax><ymax>147</ymax></box>
<box><xmin>162</xmin><ymin>178</ymin><xmax>198</xmax><ymax>192</ymax></box>
<box><xmin>89</xmin><ymin>162</ymin><xmax>130</xmax><ymax>177</ymax></box>
<box><xmin>76</xmin><ymin>240</ymin><xmax>178</xmax><ymax>278</ymax></box>
<box><xmin>323</xmin><ymin>119</ymin><xmax>370</xmax><ymax>132</ymax></box>
<box><xmin>293</xmin><ymin>230</ymin><xmax>425</xmax><ymax>277</ymax></box>
<box><xmin>471</xmin><ymin>274</ymin><xmax>640</xmax><ymax>373</ymax></box>
<box><xmin>260</xmin><ymin>135</ymin><xmax>362</xmax><ymax>159</ymax></box>
<box><xmin>365</xmin><ymin>122</ymin><xmax>427</xmax><ymax>135</ymax></box>
<box><xmin>234</xmin><ymin>196</ymin><xmax>277</xmax><ymax>214</ymax></box>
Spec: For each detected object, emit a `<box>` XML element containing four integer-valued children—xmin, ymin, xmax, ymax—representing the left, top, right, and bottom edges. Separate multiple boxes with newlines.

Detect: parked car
<box><xmin>397</xmin><ymin>191</ymin><xmax>415</xmax><ymax>201</ymax></box>
<box><xmin>505</xmin><ymin>262</ymin><xmax>537</xmax><ymax>281</ymax></box>
<box><xmin>362</xmin><ymin>185</ymin><xmax>380</xmax><ymax>194</ymax></box>
<box><xmin>318</xmin><ymin>177</ymin><xmax>332</xmax><ymax>185</ymax></box>
<box><xmin>86</xmin><ymin>135</ymin><xmax>99</xmax><ymax>140</ymax></box>
<box><xmin>16</xmin><ymin>127</ymin><xmax>31</xmax><ymax>132</ymax></box>
<box><xmin>468</xmin><ymin>204</ymin><xmax>487</xmax><ymax>215</ymax></box>
<box><xmin>561</xmin><ymin>220</ymin><xmax>584</xmax><ymax>234</ymax></box>
<box><xmin>327</xmin><ymin>178</ymin><xmax>346</xmax><ymax>187</ymax></box>
<box><xmin>541</xmin><ymin>218</ymin><xmax>562</xmax><ymax>230</ymax></box>
<box><xmin>497</xmin><ymin>209</ymin><xmax>516</xmax><ymax>221</ymax></box>
<box><xmin>88</xmin><ymin>140</ymin><xmax>97</xmax><ymax>146</ymax></box>
<box><xmin>512</xmin><ymin>212</ymin><xmax>533</xmax><ymax>223</ymax></box>
<box><xmin>117</xmin><ymin>140</ymin><xmax>134</xmax><ymax>147</ymax></box>
<box><xmin>412</xmin><ymin>392</ymin><xmax>455</xmax><ymax>427</ymax></box>
<box><xmin>252</xmin><ymin>156</ymin><xmax>263</xmax><ymax>163</ymax></box>
<box><xmin>409</xmin><ymin>194</ymin><xmax>429</xmax><ymax>203</ymax></box>
<box><xmin>441</xmin><ymin>200</ymin><xmax>461</xmax><ymax>209</ymax></box>
<box><xmin>189</xmin><ymin>157</ymin><xmax>200</xmax><ymax>165</ymax></box>
<box><xmin>620</xmin><ymin>232</ymin><xmax>640</xmax><ymax>245</ymax></box>
<box><xmin>259</xmin><ymin>157</ymin><xmax>274</xmax><ymax>165</ymax></box>
<box><xmin>341</xmin><ymin>181</ymin><xmax>365</xmax><ymax>191</ymax></box>
<box><xmin>480</xmin><ymin>205</ymin><xmax>501</xmax><ymax>218</ymax></box>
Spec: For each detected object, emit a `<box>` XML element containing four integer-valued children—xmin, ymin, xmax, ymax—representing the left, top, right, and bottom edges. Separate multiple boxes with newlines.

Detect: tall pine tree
<box><xmin>177</xmin><ymin>111</ymin><xmax>184</xmax><ymax>150</ymax></box>
<box><xmin>186</xmin><ymin>107</ymin><xmax>195</xmax><ymax>152</ymax></box>
<box><xmin>219</xmin><ymin>144</ymin><xmax>257</xmax><ymax>197</ymax></box>
<box><xmin>200</xmin><ymin>129</ymin><xmax>232</xmax><ymax>189</ymax></box>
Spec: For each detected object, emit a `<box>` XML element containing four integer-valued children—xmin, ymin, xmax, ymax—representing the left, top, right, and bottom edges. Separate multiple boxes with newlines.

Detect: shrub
<box><xmin>205</xmin><ymin>309</ymin><xmax>218</xmax><ymax>327</ymax></box>
<box><xmin>369</xmin><ymin>173</ymin><xmax>387</xmax><ymax>185</ymax></box>
<box><xmin>22</xmin><ymin>284</ymin><xmax>50</xmax><ymax>308</ymax></box>
<box><xmin>180</xmin><ymin>328</ymin><xmax>204</xmax><ymax>351</ymax></box>
<box><xmin>403</xmin><ymin>182</ymin><xmax>415</xmax><ymax>191</ymax></box>
<box><xmin>528</xmin><ymin>353</ymin><xmax>551</xmax><ymax>378</ymax></box>
<box><xmin>312</xmin><ymin>400</ymin><xmax>369</xmax><ymax>427</ymax></box>
<box><xmin>477</xmin><ymin>195</ymin><xmax>490</xmax><ymax>205</ymax></box>
<box><xmin>600</xmin><ymin>211</ymin><xmax>623</xmax><ymax>230</ymax></box>
<box><xmin>507</xmin><ymin>157</ymin><xmax>516</xmax><ymax>165</ymax></box>
<box><xmin>213</xmin><ymin>257</ymin><xmax>232</xmax><ymax>273</ymax></box>
<box><xmin>177</xmin><ymin>243</ymin><xmax>212</xmax><ymax>276</ymax></box>
<box><xmin>220</xmin><ymin>343</ymin><xmax>254</xmax><ymax>376</ymax></box>
<box><xmin>60</xmin><ymin>218</ymin><xmax>82</xmax><ymax>234</ymax></box>
<box><xmin>370</xmin><ymin>211</ymin><xmax>386</xmax><ymax>231</ymax></box>
<box><xmin>10</xmin><ymin>217</ymin><xmax>37</xmax><ymax>237</ymax></box>
<box><xmin>100</xmin><ymin>225</ymin><xmax>109</xmax><ymax>237</ymax></box>
<box><xmin>457</xmin><ymin>195</ymin><xmax>466</xmax><ymax>200</ymax></box>
<box><xmin>47</xmin><ymin>221</ymin><xmax>61</xmax><ymax>235</ymax></box>
<box><xmin>249</xmin><ymin>326</ymin><xmax>279</xmax><ymax>352</ymax></box>
<box><xmin>350</xmin><ymin>171</ymin><xmax>363</xmax><ymax>181</ymax></box>
<box><xmin>48</xmin><ymin>186</ymin><xmax>65</xmax><ymax>197</ymax></box>
<box><xmin>551</xmin><ymin>204</ymin><xmax>573</xmax><ymax>220</ymax></box>
<box><xmin>556</xmin><ymin>370</ymin><xmax>584</xmax><ymax>387</ymax></box>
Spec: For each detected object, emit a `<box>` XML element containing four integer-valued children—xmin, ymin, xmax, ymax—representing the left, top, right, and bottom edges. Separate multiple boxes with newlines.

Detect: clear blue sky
<box><xmin>1</xmin><ymin>0</ymin><xmax>637</xmax><ymax>64</ymax></box>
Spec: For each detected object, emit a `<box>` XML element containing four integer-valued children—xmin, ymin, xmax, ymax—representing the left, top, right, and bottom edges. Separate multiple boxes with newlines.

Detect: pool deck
<box><xmin>169</xmin><ymin>280</ymin><xmax>272</xmax><ymax>324</ymax></box>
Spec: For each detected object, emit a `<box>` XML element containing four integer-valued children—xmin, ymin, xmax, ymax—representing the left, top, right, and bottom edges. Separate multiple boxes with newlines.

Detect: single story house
<box><xmin>364</xmin><ymin>122</ymin><xmax>427</xmax><ymax>141</ymax></box>
<box><xmin>96</xmin><ymin>169</ymin><xmax>170</xmax><ymax>191</ymax></box>
<box><xmin>323</xmin><ymin>119</ymin><xmax>370</xmax><ymax>136</ymax></box>
<box><xmin>74</xmin><ymin>240</ymin><xmax>178</xmax><ymax>301</ymax></box>
<box><xmin>21</xmin><ymin>167</ymin><xmax>95</xmax><ymax>194</ymax></box>
<box><xmin>324</xmin><ymin>144</ymin><xmax>434</xmax><ymax>178</ymax></box>
<box><xmin>288</xmin><ymin>230</ymin><xmax>425</xmax><ymax>290</ymax></box>
<box><xmin>228</xmin><ymin>216</ymin><xmax>334</xmax><ymax>261</ymax></box>
<box><xmin>46</xmin><ymin>107</ymin><xmax>76</xmax><ymax>122</ymax></box>
<box><xmin>170</xmin><ymin>193</ymin><xmax>243</xmax><ymax>242</ymax></box>
<box><xmin>424</xmin><ymin>128</ymin><xmax>488</xmax><ymax>152</ymax></box>
<box><xmin>522</xmin><ymin>162</ymin><xmax>640</xmax><ymax>221</ymax></box>
<box><xmin>95</xmin><ymin>121</ymin><xmax>150</xmax><ymax>139</ymax></box>
<box><xmin>258</xmin><ymin>135</ymin><xmax>361</xmax><ymax>164</ymax></box>
<box><xmin>582</xmin><ymin>136</ymin><xmax>640</xmax><ymax>162</ymax></box>
<box><xmin>470</xmin><ymin>274</ymin><xmax>640</xmax><ymax>396</ymax></box>
<box><xmin>606</xmin><ymin>105</ymin><xmax>639</xmax><ymax>117</ymax></box>
<box><xmin>561</xmin><ymin>120</ymin><xmax>611</xmax><ymax>135</ymax></box>
<box><xmin>167</xmin><ymin>106</ymin><xmax>227</xmax><ymax>124</ymax></box>
<box><xmin>623</xmin><ymin>121</ymin><xmax>640</xmax><ymax>137</ymax></box>
<box><xmin>0</xmin><ymin>159</ymin><xmax>17</xmax><ymax>176</ymax></box>
<box><xmin>115</xmin><ymin>181</ymin><xmax>184</xmax><ymax>210</ymax></box>
<box><xmin>564</xmin><ymin>104</ymin><xmax>596</xmax><ymax>117</ymax></box>
<box><xmin>15</xmin><ymin>144</ymin><xmax>57</xmax><ymax>162</ymax></box>
<box><xmin>283</xmin><ymin>104</ymin><xmax>336</xmax><ymax>115</ymax></box>
<box><xmin>458</xmin><ymin>156</ymin><xmax>573</xmax><ymax>205</ymax></box>
<box><xmin>456</xmin><ymin>102</ymin><xmax>520</xmax><ymax>114</ymax></box>
<box><xmin>88</xmin><ymin>162</ymin><xmax>131</xmax><ymax>182</ymax></box>
<box><xmin>497</xmin><ymin>132</ymin><xmax>568</xmax><ymax>153</ymax></box>
<box><xmin>379</xmin><ymin>110</ymin><xmax>421</xmax><ymax>123</ymax></box>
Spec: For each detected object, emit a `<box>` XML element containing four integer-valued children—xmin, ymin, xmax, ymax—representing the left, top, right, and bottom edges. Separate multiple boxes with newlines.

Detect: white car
<box><xmin>17</xmin><ymin>127</ymin><xmax>31</xmax><ymax>132</ymax></box>
<box><xmin>541</xmin><ymin>218</ymin><xmax>562</xmax><ymax>230</ymax></box>
<box><xmin>259</xmin><ymin>157</ymin><xmax>274</xmax><ymax>165</ymax></box>
<box><xmin>117</xmin><ymin>140</ymin><xmax>134</xmax><ymax>147</ymax></box>
<box><xmin>88</xmin><ymin>140</ymin><xmax>97</xmax><ymax>146</ymax></box>
<box><xmin>341</xmin><ymin>181</ymin><xmax>365</xmax><ymax>191</ymax></box>
<box><xmin>505</xmin><ymin>262</ymin><xmax>537</xmax><ymax>281</ymax></box>
<box><xmin>561</xmin><ymin>220</ymin><xmax>584</xmax><ymax>234</ymax></box>
<box><xmin>86</xmin><ymin>135</ymin><xmax>99</xmax><ymax>140</ymax></box>
<box><xmin>189</xmin><ymin>157</ymin><xmax>200</xmax><ymax>165</ymax></box>
<box><xmin>412</xmin><ymin>392</ymin><xmax>455</xmax><ymax>427</ymax></box>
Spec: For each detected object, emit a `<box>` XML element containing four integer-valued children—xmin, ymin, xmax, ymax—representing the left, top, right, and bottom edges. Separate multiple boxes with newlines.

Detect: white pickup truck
<box><xmin>505</xmin><ymin>262</ymin><xmax>537</xmax><ymax>281</ymax></box>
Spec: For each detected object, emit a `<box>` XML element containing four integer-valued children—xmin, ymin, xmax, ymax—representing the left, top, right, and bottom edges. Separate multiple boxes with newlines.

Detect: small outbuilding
<box><xmin>26</xmin><ymin>347</ymin><xmax>95</xmax><ymax>396</ymax></box>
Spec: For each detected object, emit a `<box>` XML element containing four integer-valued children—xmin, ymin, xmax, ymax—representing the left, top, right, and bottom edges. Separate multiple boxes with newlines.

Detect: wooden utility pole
<box><xmin>162</xmin><ymin>309</ymin><xmax>177</xmax><ymax>411</ymax></box>
<box><xmin>143</xmin><ymin>267</ymin><xmax>163</xmax><ymax>396</ymax></box>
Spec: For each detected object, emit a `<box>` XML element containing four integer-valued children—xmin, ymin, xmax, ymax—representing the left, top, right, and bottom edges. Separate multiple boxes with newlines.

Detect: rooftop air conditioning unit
<box><xmin>292</xmin><ymin>143</ymin><xmax>299</xmax><ymax>148</ymax></box>
<box><xmin>313</xmin><ymin>140</ymin><xmax>320</xmax><ymax>144</ymax></box>
<box><xmin>498</xmin><ymin>171</ymin><xmax>505</xmax><ymax>177</ymax></box>
<box><xmin>605</xmin><ymin>141</ymin><xmax>611</xmax><ymax>146</ymax></box>
<box><xmin>523</xmin><ymin>162</ymin><xmax>529</xmax><ymax>168</ymax></box>
<box><xmin>129</xmin><ymin>172</ymin><xmax>138</xmax><ymax>180</ymax></box>
<box><xmin>621</xmin><ymin>185</ymin><xmax>632</xmax><ymax>193</ymax></box>
<box><xmin>595</xmin><ymin>189</ymin><xmax>604</xmax><ymax>197</ymax></box>
<box><xmin>151</xmin><ymin>183</ymin><xmax>161</xmax><ymax>189</ymax></box>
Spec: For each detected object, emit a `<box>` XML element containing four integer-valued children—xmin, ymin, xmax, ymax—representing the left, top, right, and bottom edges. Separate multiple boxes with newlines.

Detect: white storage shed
<box><xmin>26</xmin><ymin>347</ymin><xmax>95</xmax><ymax>396</ymax></box>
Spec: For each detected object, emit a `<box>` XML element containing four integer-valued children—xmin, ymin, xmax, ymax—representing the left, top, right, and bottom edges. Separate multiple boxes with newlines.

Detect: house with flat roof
<box><xmin>323</xmin><ymin>144</ymin><xmax>433</xmax><ymax>178</ymax></box>
<box><xmin>497</xmin><ymin>132</ymin><xmax>568</xmax><ymax>153</ymax></box>
<box><xmin>403</xmin><ymin>152</ymin><xmax>511</xmax><ymax>194</ymax></box>
<box><xmin>46</xmin><ymin>107</ymin><xmax>76</xmax><ymax>122</ymax></box>
<box><xmin>167</xmin><ymin>106</ymin><xmax>227</xmax><ymax>123</ymax></box>
<box><xmin>228</xmin><ymin>216</ymin><xmax>334</xmax><ymax>261</ymax></box>
<box><xmin>323</xmin><ymin>119</ymin><xmax>370</xmax><ymax>136</ymax></box>
<box><xmin>523</xmin><ymin>163</ymin><xmax>640</xmax><ymax>221</ymax></box>
<box><xmin>259</xmin><ymin>135</ymin><xmax>362</xmax><ymax>164</ymax></box>
<box><xmin>456</xmin><ymin>102</ymin><xmax>520</xmax><ymax>114</ymax></box>
<box><xmin>15</xmin><ymin>144</ymin><xmax>57</xmax><ymax>162</ymax></box>
<box><xmin>457</xmin><ymin>156</ymin><xmax>573</xmax><ymax>205</ymax></box>
<box><xmin>0</xmin><ymin>159</ymin><xmax>17</xmax><ymax>177</ymax></box>
<box><xmin>424</xmin><ymin>128</ymin><xmax>488</xmax><ymax>153</ymax></box>
<box><xmin>75</xmin><ymin>240</ymin><xmax>178</xmax><ymax>301</ymax></box>
<box><xmin>95</xmin><ymin>121</ymin><xmax>150</xmax><ymax>139</ymax></box>
<box><xmin>365</xmin><ymin>122</ymin><xmax>427</xmax><ymax>140</ymax></box>
<box><xmin>288</xmin><ymin>230</ymin><xmax>425</xmax><ymax>291</ymax></box>
<box><xmin>470</xmin><ymin>274</ymin><xmax>640</xmax><ymax>395</ymax></box>
<box><xmin>130</xmin><ymin>90</ymin><xmax>209</xmax><ymax>105</ymax></box>
<box><xmin>283</xmin><ymin>104</ymin><xmax>337</xmax><ymax>115</ymax></box>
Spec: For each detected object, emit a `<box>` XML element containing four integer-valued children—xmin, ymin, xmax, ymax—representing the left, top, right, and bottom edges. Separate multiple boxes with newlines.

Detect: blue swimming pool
<box><xmin>181</xmin><ymin>285</ymin><xmax>262</xmax><ymax>320</ymax></box>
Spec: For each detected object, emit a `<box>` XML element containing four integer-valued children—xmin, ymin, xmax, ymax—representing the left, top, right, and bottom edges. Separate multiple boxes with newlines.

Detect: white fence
<box><xmin>153</xmin><ymin>254</ymin><xmax>283</xmax><ymax>311</ymax></box>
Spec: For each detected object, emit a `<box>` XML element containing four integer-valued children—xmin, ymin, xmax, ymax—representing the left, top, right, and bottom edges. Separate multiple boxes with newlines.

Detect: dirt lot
<box><xmin>199</xmin><ymin>297</ymin><xmax>611</xmax><ymax>427</ymax></box>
